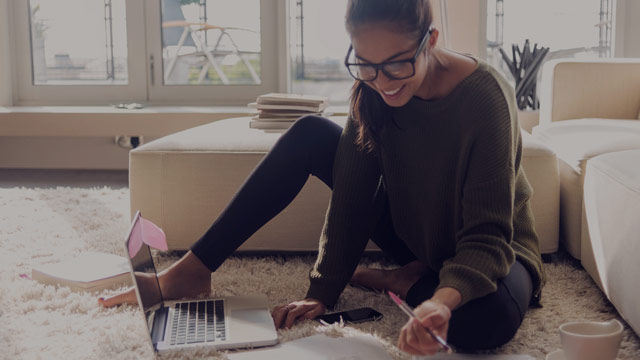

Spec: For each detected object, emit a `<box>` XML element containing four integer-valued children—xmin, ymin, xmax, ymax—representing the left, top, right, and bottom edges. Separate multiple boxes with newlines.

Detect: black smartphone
<box><xmin>316</xmin><ymin>307</ymin><xmax>383</xmax><ymax>324</ymax></box>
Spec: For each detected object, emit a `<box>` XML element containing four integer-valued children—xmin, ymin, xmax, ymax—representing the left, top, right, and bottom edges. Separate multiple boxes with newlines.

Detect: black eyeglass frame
<box><xmin>344</xmin><ymin>26</ymin><xmax>434</xmax><ymax>82</ymax></box>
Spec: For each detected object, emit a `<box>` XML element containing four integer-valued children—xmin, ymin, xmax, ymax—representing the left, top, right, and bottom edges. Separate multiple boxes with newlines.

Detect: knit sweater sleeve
<box><xmin>436</xmin><ymin>80</ymin><xmax>519</xmax><ymax>306</ymax></box>
<box><xmin>305</xmin><ymin>116</ymin><xmax>382</xmax><ymax>308</ymax></box>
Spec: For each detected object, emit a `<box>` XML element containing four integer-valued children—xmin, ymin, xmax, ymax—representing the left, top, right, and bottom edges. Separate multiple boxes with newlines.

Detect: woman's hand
<box><xmin>398</xmin><ymin>299</ymin><xmax>452</xmax><ymax>356</ymax></box>
<box><xmin>271</xmin><ymin>298</ymin><xmax>326</xmax><ymax>329</ymax></box>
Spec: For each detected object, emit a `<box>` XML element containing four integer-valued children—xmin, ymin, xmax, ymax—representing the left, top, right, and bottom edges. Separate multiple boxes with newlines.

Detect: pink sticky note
<box><xmin>128</xmin><ymin>213</ymin><xmax>168</xmax><ymax>258</ymax></box>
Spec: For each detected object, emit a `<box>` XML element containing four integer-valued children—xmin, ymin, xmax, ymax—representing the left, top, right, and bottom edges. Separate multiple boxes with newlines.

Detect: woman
<box><xmin>102</xmin><ymin>0</ymin><xmax>545</xmax><ymax>355</ymax></box>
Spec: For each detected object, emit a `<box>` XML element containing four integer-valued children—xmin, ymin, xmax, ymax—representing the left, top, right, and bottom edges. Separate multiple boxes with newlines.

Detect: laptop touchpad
<box><xmin>231</xmin><ymin>309</ymin><xmax>276</xmax><ymax>337</ymax></box>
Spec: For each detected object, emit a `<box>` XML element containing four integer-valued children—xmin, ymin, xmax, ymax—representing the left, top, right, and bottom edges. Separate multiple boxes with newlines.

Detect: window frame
<box><xmin>145</xmin><ymin>0</ymin><xmax>282</xmax><ymax>105</ymax></box>
<box><xmin>9</xmin><ymin>0</ymin><xmax>286</xmax><ymax>106</ymax></box>
<box><xmin>11</xmin><ymin>0</ymin><xmax>148</xmax><ymax>105</ymax></box>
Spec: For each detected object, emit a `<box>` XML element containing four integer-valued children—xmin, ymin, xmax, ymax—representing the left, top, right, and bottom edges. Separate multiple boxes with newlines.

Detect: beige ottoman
<box><xmin>130</xmin><ymin>116</ymin><xmax>559</xmax><ymax>254</ymax></box>
<box><xmin>582</xmin><ymin>149</ymin><xmax>640</xmax><ymax>336</ymax></box>
<box><xmin>129</xmin><ymin>116</ymin><xmax>343</xmax><ymax>252</ymax></box>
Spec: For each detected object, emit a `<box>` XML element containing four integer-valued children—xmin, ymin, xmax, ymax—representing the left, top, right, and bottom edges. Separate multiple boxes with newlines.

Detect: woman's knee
<box><xmin>280</xmin><ymin>115</ymin><xmax>341</xmax><ymax>156</ymax></box>
<box><xmin>280</xmin><ymin>115</ymin><xmax>342</xmax><ymax>187</ymax></box>
<box><xmin>286</xmin><ymin>115</ymin><xmax>337</xmax><ymax>138</ymax></box>
<box><xmin>447</xmin><ymin>287</ymin><xmax>524</xmax><ymax>350</ymax></box>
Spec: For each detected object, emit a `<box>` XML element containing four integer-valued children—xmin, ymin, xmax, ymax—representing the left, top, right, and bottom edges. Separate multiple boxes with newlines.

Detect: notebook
<box><xmin>227</xmin><ymin>334</ymin><xmax>392</xmax><ymax>359</ymax></box>
<box><xmin>124</xmin><ymin>211</ymin><xmax>278</xmax><ymax>353</ymax></box>
<box><xmin>415</xmin><ymin>354</ymin><xmax>535</xmax><ymax>359</ymax></box>
<box><xmin>32</xmin><ymin>252</ymin><xmax>131</xmax><ymax>292</ymax></box>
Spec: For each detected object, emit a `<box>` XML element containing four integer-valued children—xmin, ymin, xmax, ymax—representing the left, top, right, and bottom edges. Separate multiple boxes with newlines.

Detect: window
<box><xmin>12</xmin><ymin>0</ymin><xmax>147</xmax><ymax>104</ymax></box>
<box><xmin>160</xmin><ymin>0</ymin><xmax>261</xmax><ymax>86</ymax></box>
<box><xmin>29</xmin><ymin>0</ymin><xmax>129</xmax><ymax>85</ymax></box>
<box><xmin>10</xmin><ymin>0</ymin><xmax>280</xmax><ymax>105</ymax></box>
<box><xmin>289</xmin><ymin>0</ymin><xmax>353</xmax><ymax>106</ymax></box>
<box><xmin>147</xmin><ymin>0</ymin><xmax>279</xmax><ymax>104</ymax></box>
<box><xmin>486</xmin><ymin>0</ymin><xmax>615</xmax><ymax>78</ymax></box>
<box><xmin>17</xmin><ymin>1</ymin><xmax>621</xmax><ymax>107</ymax></box>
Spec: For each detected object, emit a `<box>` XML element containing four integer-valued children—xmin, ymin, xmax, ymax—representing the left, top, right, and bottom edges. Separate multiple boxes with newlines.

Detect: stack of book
<box><xmin>248</xmin><ymin>93</ymin><xmax>329</xmax><ymax>132</ymax></box>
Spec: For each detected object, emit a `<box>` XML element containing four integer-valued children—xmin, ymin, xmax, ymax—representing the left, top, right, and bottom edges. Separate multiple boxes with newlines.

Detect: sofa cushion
<box><xmin>589</xmin><ymin>150</ymin><xmax>640</xmax><ymax>194</ymax></box>
<box><xmin>533</xmin><ymin>118</ymin><xmax>640</xmax><ymax>174</ymax></box>
<box><xmin>138</xmin><ymin>116</ymin><xmax>344</xmax><ymax>152</ymax></box>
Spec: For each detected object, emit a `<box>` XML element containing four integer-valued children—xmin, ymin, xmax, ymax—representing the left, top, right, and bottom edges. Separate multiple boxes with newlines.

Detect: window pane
<box><xmin>289</xmin><ymin>0</ymin><xmax>353</xmax><ymax>106</ymax></box>
<box><xmin>161</xmin><ymin>0</ymin><xmax>261</xmax><ymax>86</ymax></box>
<box><xmin>486</xmin><ymin>0</ymin><xmax>613</xmax><ymax>74</ymax></box>
<box><xmin>29</xmin><ymin>0</ymin><xmax>128</xmax><ymax>85</ymax></box>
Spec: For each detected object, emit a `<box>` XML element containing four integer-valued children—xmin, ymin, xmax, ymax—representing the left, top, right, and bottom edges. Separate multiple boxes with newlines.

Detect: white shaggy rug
<box><xmin>0</xmin><ymin>186</ymin><xmax>639</xmax><ymax>360</ymax></box>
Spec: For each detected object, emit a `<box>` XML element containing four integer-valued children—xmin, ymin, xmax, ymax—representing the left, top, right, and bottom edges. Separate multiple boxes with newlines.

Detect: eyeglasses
<box><xmin>344</xmin><ymin>26</ymin><xmax>434</xmax><ymax>82</ymax></box>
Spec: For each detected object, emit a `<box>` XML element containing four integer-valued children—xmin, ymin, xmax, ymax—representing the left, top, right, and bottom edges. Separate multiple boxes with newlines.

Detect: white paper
<box><xmin>226</xmin><ymin>334</ymin><xmax>392</xmax><ymax>360</ymax></box>
<box><xmin>413</xmin><ymin>354</ymin><xmax>536</xmax><ymax>359</ymax></box>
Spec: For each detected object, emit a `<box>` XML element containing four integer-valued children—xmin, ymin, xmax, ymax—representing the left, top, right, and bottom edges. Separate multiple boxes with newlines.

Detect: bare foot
<box><xmin>350</xmin><ymin>260</ymin><xmax>427</xmax><ymax>299</ymax></box>
<box><xmin>99</xmin><ymin>251</ymin><xmax>211</xmax><ymax>308</ymax></box>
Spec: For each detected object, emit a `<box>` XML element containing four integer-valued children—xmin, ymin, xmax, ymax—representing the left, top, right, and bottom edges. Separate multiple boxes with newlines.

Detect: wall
<box><xmin>0</xmin><ymin>109</ymin><xmax>253</xmax><ymax>169</ymax></box>
<box><xmin>0</xmin><ymin>136</ymin><xmax>148</xmax><ymax>170</ymax></box>
<box><xmin>625</xmin><ymin>1</ymin><xmax>640</xmax><ymax>57</ymax></box>
<box><xmin>0</xmin><ymin>0</ymin><xmax>13</xmax><ymax>106</ymax></box>
<box><xmin>615</xmin><ymin>0</ymin><xmax>640</xmax><ymax>58</ymax></box>
<box><xmin>432</xmin><ymin>0</ymin><xmax>488</xmax><ymax>59</ymax></box>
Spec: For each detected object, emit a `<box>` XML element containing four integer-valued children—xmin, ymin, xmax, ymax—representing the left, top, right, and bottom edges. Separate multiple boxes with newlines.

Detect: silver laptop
<box><xmin>124</xmin><ymin>211</ymin><xmax>278</xmax><ymax>352</ymax></box>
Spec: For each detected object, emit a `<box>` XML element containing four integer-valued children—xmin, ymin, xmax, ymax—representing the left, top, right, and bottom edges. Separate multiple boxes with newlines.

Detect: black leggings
<box><xmin>191</xmin><ymin>115</ymin><xmax>533</xmax><ymax>350</ymax></box>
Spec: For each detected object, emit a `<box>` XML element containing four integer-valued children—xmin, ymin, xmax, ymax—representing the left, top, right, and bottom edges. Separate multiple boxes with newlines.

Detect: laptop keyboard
<box><xmin>170</xmin><ymin>299</ymin><xmax>226</xmax><ymax>345</ymax></box>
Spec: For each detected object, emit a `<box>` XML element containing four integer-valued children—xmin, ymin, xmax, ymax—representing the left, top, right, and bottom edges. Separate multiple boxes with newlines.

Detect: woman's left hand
<box><xmin>397</xmin><ymin>299</ymin><xmax>451</xmax><ymax>356</ymax></box>
<box><xmin>271</xmin><ymin>298</ymin><xmax>326</xmax><ymax>329</ymax></box>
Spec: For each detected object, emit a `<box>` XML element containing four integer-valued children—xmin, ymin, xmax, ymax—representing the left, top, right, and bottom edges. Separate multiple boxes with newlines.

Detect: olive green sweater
<box><xmin>306</xmin><ymin>60</ymin><xmax>545</xmax><ymax>308</ymax></box>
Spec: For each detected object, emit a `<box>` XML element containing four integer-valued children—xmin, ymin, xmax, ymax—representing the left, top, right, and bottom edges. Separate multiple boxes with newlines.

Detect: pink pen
<box><xmin>388</xmin><ymin>291</ymin><xmax>453</xmax><ymax>354</ymax></box>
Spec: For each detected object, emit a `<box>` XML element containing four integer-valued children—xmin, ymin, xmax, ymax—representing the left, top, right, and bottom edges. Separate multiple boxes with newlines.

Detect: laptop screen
<box><xmin>125</xmin><ymin>213</ymin><xmax>164</xmax><ymax>313</ymax></box>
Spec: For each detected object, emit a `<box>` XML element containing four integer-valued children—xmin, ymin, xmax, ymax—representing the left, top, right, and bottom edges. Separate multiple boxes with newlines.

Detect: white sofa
<box><xmin>533</xmin><ymin>58</ymin><xmax>640</xmax><ymax>259</ymax></box>
<box><xmin>582</xmin><ymin>149</ymin><xmax>640</xmax><ymax>336</ymax></box>
<box><xmin>532</xmin><ymin>58</ymin><xmax>640</xmax><ymax>337</ymax></box>
<box><xmin>129</xmin><ymin>116</ymin><xmax>560</xmax><ymax>254</ymax></box>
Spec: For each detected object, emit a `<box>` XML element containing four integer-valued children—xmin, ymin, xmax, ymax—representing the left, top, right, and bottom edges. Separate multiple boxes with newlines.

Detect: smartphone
<box><xmin>316</xmin><ymin>307</ymin><xmax>383</xmax><ymax>324</ymax></box>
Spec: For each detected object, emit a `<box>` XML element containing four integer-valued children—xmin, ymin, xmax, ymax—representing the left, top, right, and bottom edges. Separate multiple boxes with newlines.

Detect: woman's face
<box><xmin>350</xmin><ymin>23</ymin><xmax>431</xmax><ymax>107</ymax></box>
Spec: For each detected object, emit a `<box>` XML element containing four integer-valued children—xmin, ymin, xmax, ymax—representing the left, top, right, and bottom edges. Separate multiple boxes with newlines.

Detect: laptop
<box><xmin>124</xmin><ymin>211</ymin><xmax>279</xmax><ymax>353</ymax></box>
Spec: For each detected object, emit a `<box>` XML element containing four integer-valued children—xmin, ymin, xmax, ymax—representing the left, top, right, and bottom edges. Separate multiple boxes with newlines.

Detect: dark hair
<box><xmin>345</xmin><ymin>0</ymin><xmax>434</xmax><ymax>152</ymax></box>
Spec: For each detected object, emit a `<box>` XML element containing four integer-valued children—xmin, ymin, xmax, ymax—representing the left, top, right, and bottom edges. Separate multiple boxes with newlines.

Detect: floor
<box><xmin>0</xmin><ymin>169</ymin><xmax>129</xmax><ymax>189</ymax></box>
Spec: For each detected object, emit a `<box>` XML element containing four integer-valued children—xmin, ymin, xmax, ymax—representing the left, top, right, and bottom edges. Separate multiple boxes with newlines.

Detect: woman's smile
<box><xmin>380</xmin><ymin>84</ymin><xmax>406</xmax><ymax>101</ymax></box>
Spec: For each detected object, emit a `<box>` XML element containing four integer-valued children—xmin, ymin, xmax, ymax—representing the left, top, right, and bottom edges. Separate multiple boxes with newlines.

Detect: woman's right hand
<box><xmin>398</xmin><ymin>299</ymin><xmax>451</xmax><ymax>356</ymax></box>
<box><xmin>271</xmin><ymin>298</ymin><xmax>326</xmax><ymax>329</ymax></box>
